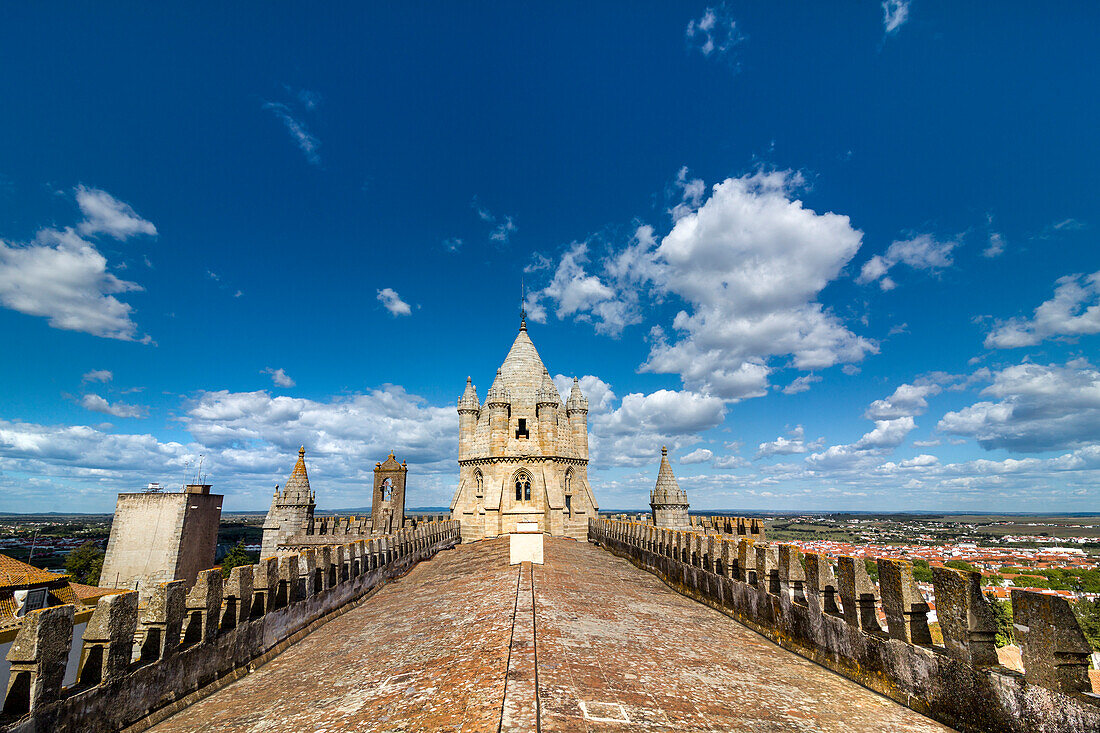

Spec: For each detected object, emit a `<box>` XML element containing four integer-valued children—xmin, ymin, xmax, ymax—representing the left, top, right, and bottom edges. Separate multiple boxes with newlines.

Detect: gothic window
<box><xmin>563</xmin><ymin>469</ymin><xmax>573</xmax><ymax>515</ymax></box>
<box><xmin>474</xmin><ymin>470</ymin><xmax>484</xmax><ymax>497</ymax></box>
<box><xmin>380</xmin><ymin>477</ymin><xmax>393</xmax><ymax>501</ymax></box>
<box><xmin>515</xmin><ymin>418</ymin><xmax>529</xmax><ymax>439</ymax></box>
<box><xmin>514</xmin><ymin>472</ymin><xmax>531</xmax><ymax>502</ymax></box>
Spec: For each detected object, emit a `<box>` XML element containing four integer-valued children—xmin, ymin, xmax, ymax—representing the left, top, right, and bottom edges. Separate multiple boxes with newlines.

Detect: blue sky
<box><xmin>1</xmin><ymin>3</ymin><xmax>1098</xmax><ymax>513</ymax></box>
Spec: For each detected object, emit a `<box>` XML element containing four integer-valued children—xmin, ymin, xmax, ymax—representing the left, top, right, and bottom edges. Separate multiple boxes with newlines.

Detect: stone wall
<box><xmin>590</xmin><ymin>518</ymin><xmax>1100</xmax><ymax>733</ymax></box>
<box><xmin>0</xmin><ymin>520</ymin><xmax>461</xmax><ymax>733</ymax></box>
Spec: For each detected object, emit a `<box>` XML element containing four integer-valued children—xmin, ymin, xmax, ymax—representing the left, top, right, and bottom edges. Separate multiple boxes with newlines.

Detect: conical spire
<box><xmin>280</xmin><ymin>446</ymin><xmax>313</xmax><ymax>503</ymax></box>
<box><xmin>566</xmin><ymin>376</ymin><xmax>588</xmax><ymax>412</ymax></box>
<box><xmin>458</xmin><ymin>376</ymin><xmax>480</xmax><ymax>412</ymax></box>
<box><xmin>651</xmin><ymin>446</ymin><xmax>688</xmax><ymax>505</ymax></box>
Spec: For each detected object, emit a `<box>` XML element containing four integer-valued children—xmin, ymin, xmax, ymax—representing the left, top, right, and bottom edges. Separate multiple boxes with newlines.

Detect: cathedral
<box><xmin>450</xmin><ymin>316</ymin><xmax>598</xmax><ymax>540</ymax></box>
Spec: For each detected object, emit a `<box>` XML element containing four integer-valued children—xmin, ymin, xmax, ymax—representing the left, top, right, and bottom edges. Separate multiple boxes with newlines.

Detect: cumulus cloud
<box><xmin>857</xmin><ymin>233</ymin><xmax>958</xmax><ymax>290</ymax></box>
<box><xmin>864</xmin><ymin>382</ymin><xmax>941</xmax><ymax>419</ymax></box>
<box><xmin>530</xmin><ymin>171</ymin><xmax>874</xmax><ymax>400</ymax></box>
<box><xmin>263</xmin><ymin>102</ymin><xmax>320</xmax><ymax>165</ymax></box>
<box><xmin>686</xmin><ymin>4</ymin><xmax>743</xmax><ymax>58</ymax></box>
<box><xmin>262</xmin><ymin>367</ymin><xmax>295</xmax><ymax>388</ymax></box>
<box><xmin>882</xmin><ymin>0</ymin><xmax>910</xmax><ymax>35</ymax></box>
<box><xmin>80</xmin><ymin>394</ymin><xmax>145</xmax><ymax>419</ymax></box>
<box><xmin>0</xmin><ymin>227</ymin><xmax>148</xmax><ymax>341</ymax></box>
<box><xmin>938</xmin><ymin>360</ymin><xmax>1100</xmax><ymax>452</ymax></box>
<box><xmin>680</xmin><ymin>448</ymin><xmax>714</xmax><ymax>464</ymax></box>
<box><xmin>376</xmin><ymin>287</ymin><xmax>412</xmax><ymax>316</ymax></box>
<box><xmin>984</xmin><ymin>271</ymin><xmax>1100</xmax><ymax>348</ymax></box>
<box><xmin>75</xmin><ymin>186</ymin><xmax>157</xmax><ymax>240</ymax></box>
<box><xmin>548</xmin><ymin>373</ymin><xmax>724</xmax><ymax>468</ymax></box>
<box><xmin>81</xmin><ymin>370</ymin><xmax>113</xmax><ymax>384</ymax></box>
<box><xmin>643</xmin><ymin>171</ymin><xmax>874</xmax><ymax>398</ymax></box>
<box><xmin>756</xmin><ymin>425</ymin><xmax>821</xmax><ymax>458</ymax></box>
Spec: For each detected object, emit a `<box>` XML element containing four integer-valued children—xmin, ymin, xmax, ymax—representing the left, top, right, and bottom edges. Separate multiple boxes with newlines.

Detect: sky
<box><xmin>1</xmin><ymin>3</ymin><xmax>1098</xmax><ymax>513</ymax></box>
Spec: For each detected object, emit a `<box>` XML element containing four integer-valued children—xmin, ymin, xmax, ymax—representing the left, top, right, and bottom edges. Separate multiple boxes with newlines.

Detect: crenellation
<box><xmin>876</xmin><ymin>558</ymin><xmax>932</xmax><ymax>646</ymax></box>
<box><xmin>182</xmin><ymin>569</ymin><xmax>222</xmax><ymax>648</ymax></box>
<box><xmin>931</xmin><ymin>565</ymin><xmax>998</xmax><ymax>667</ymax></box>
<box><xmin>777</xmin><ymin>544</ymin><xmax>808</xmax><ymax>607</ymax></box>
<box><xmin>803</xmin><ymin>552</ymin><xmax>841</xmax><ymax>618</ymax></box>
<box><xmin>3</xmin><ymin>604</ymin><xmax>74</xmax><ymax>717</ymax></box>
<box><xmin>222</xmin><ymin>565</ymin><xmax>253</xmax><ymax>632</ymax></box>
<box><xmin>837</xmin><ymin>556</ymin><xmax>885</xmax><ymax>637</ymax></box>
<box><xmin>590</xmin><ymin>518</ymin><xmax>1100</xmax><ymax>732</ymax></box>
<box><xmin>78</xmin><ymin>592</ymin><xmax>138</xmax><ymax>687</ymax></box>
<box><xmin>136</xmin><ymin>580</ymin><xmax>186</xmax><ymax>664</ymax></box>
<box><xmin>1012</xmin><ymin>588</ymin><xmax>1094</xmax><ymax>695</ymax></box>
<box><xmin>276</xmin><ymin>555</ymin><xmax>300</xmax><ymax>609</ymax></box>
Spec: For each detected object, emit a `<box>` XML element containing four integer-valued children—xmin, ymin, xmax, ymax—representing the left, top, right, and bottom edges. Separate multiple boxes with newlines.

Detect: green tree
<box><xmin>983</xmin><ymin>574</ymin><xmax>1005</xmax><ymax>587</ymax></box>
<box><xmin>911</xmin><ymin>558</ymin><xmax>933</xmax><ymax>584</ymax></box>
<box><xmin>65</xmin><ymin>542</ymin><xmax>104</xmax><ymax>586</ymax></box>
<box><xmin>864</xmin><ymin>558</ymin><xmax>879</xmax><ymax>582</ymax></box>
<box><xmin>220</xmin><ymin>541</ymin><xmax>256</xmax><ymax>579</ymax></box>
<box><xmin>1072</xmin><ymin>598</ymin><xmax>1100</xmax><ymax>652</ymax></box>
<box><xmin>985</xmin><ymin>593</ymin><xmax>1013</xmax><ymax>648</ymax></box>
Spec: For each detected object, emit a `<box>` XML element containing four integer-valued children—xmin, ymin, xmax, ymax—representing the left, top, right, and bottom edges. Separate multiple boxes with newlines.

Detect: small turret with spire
<box><xmin>650</xmin><ymin>446</ymin><xmax>690</xmax><ymax>529</ymax></box>
<box><xmin>261</xmin><ymin>445</ymin><xmax>317</xmax><ymax>558</ymax></box>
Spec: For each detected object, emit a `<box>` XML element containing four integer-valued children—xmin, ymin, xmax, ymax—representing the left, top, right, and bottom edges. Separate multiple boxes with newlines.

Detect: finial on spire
<box><xmin>520</xmin><ymin>278</ymin><xmax>527</xmax><ymax>331</ymax></box>
<box><xmin>298</xmin><ymin>446</ymin><xmax>305</xmax><ymax>457</ymax></box>
<box><xmin>662</xmin><ymin>446</ymin><xmax>668</xmax><ymax>456</ymax></box>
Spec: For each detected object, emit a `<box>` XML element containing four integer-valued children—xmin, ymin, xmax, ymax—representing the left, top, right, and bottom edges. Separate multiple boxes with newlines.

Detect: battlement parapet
<box><xmin>0</xmin><ymin>520</ymin><xmax>461</xmax><ymax>733</ymax></box>
<box><xmin>589</xmin><ymin>518</ymin><xmax>1100</xmax><ymax>733</ymax></box>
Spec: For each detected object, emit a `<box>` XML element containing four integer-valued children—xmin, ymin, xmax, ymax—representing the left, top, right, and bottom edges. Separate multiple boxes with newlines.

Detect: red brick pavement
<box><xmin>150</xmin><ymin>538</ymin><xmax>950</xmax><ymax>732</ymax></box>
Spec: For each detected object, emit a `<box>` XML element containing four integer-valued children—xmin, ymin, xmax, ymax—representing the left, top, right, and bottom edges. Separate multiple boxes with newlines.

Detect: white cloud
<box><xmin>686</xmin><ymin>5</ymin><xmax>743</xmax><ymax>58</ymax></box>
<box><xmin>857</xmin><ymin>233</ymin><xmax>958</xmax><ymax>290</ymax></box>
<box><xmin>680</xmin><ymin>448</ymin><xmax>713</xmax><ymax>464</ymax></box>
<box><xmin>0</xmin><ymin>227</ymin><xmax>148</xmax><ymax>341</ymax></box>
<box><xmin>376</xmin><ymin>287</ymin><xmax>412</xmax><ymax>316</ymax></box>
<box><xmin>756</xmin><ymin>425</ymin><xmax>821</xmax><ymax>458</ymax></box>
<box><xmin>882</xmin><ymin>0</ymin><xmax>910</xmax><ymax>35</ymax></box>
<box><xmin>782</xmin><ymin>374</ymin><xmax>820</xmax><ymax>395</ymax></box>
<box><xmin>443</xmin><ymin>238</ymin><xmax>462</xmax><ymax>253</ymax></box>
<box><xmin>81</xmin><ymin>370</ymin><xmax>113</xmax><ymax>384</ymax></box>
<box><xmin>262</xmin><ymin>367</ymin><xmax>295</xmax><ymax>388</ymax></box>
<box><xmin>938</xmin><ymin>360</ymin><xmax>1100</xmax><ymax>452</ymax></box>
<box><xmin>263</xmin><ymin>102</ymin><xmax>320</xmax><ymax>165</ymax></box>
<box><xmin>75</xmin><ymin>186</ymin><xmax>157</xmax><ymax>240</ymax></box>
<box><xmin>643</xmin><ymin>170</ymin><xmax>874</xmax><ymax>398</ymax></box>
<box><xmin>527</xmin><ymin>242</ymin><xmax>640</xmax><ymax>337</ymax></box>
<box><xmin>984</xmin><ymin>271</ymin><xmax>1100</xmax><ymax>348</ymax></box>
<box><xmin>983</xmin><ymin>231</ymin><xmax>1005</xmax><ymax>258</ymax></box>
<box><xmin>864</xmin><ymin>382</ymin><xmax>941</xmax><ymax>419</ymax></box>
<box><xmin>80</xmin><ymin>394</ymin><xmax>145</xmax><ymax>419</ymax></box>
<box><xmin>490</xmin><ymin>216</ymin><xmax>517</xmax><ymax>243</ymax></box>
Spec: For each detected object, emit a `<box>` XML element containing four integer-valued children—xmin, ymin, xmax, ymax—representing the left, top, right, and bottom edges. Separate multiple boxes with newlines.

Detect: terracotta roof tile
<box><xmin>0</xmin><ymin>553</ymin><xmax>68</xmax><ymax>588</ymax></box>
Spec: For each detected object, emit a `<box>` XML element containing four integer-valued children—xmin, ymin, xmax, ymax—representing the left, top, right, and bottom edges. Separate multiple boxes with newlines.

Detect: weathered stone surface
<box><xmin>3</xmin><ymin>604</ymin><xmax>73</xmax><ymax>715</ymax></box>
<box><xmin>931</xmin><ymin>566</ymin><xmax>998</xmax><ymax>667</ymax></box>
<box><xmin>878</xmin><ymin>558</ymin><xmax>933</xmax><ymax>645</ymax></box>
<box><xmin>1013</xmin><ymin>588</ymin><xmax>1094</xmax><ymax>694</ymax></box>
<box><xmin>79</xmin><ymin>591</ymin><xmax>138</xmax><ymax>684</ymax></box>
<box><xmin>150</xmin><ymin>539</ymin><xmax>947</xmax><ymax>732</ymax></box>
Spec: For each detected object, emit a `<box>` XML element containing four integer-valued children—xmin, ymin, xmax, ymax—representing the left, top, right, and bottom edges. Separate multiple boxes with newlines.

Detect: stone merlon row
<box><xmin>590</xmin><ymin>518</ymin><xmax>1100</xmax><ymax>733</ymax></box>
<box><xmin>0</xmin><ymin>521</ymin><xmax>461</xmax><ymax>733</ymax></box>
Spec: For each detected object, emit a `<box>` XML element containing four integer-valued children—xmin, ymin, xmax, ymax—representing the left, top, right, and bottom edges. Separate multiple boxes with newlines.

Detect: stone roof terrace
<box><xmin>151</xmin><ymin>538</ymin><xmax>948</xmax><ymax>732</ymax></box>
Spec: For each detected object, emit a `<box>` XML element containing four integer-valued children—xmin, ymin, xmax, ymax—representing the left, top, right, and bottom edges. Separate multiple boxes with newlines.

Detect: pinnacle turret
<box><xmin>458</xmin><ymin>376</ymin><xmax>480</xmax><ymax>412</ymax></box>
<box><xmin>485</xmin><ymin>368</ymin><xmax>511</xmax><ymax>406</ymax></box>
<box><xmin>651</xmin><ymin>446</ymin><xmax>689</xmax><ymax>506</ymax></box>
<box><xmin>566</xmin><ymin>376</ymin><xmax>588</xmax><ymax>413</ymax></box>
<box><xmin>536</xmin><ymin>368</ymin><xmax>562</xmax><ymax>406</ymax></box>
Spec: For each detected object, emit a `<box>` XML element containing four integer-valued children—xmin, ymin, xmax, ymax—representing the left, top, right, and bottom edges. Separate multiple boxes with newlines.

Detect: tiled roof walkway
<box><xmin>151</xmin><ymin>538</ymin><xmax>950</xmax><ymax>732</ymax></box>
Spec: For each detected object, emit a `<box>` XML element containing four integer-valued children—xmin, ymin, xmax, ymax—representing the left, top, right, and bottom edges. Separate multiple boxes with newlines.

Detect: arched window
<box><xmin>515</xmin><ymin>472</ymin><xmax>531</xmax><ymax>502</ymax></box>
<box><xmin>563</xmin><ymin>469</ymin><xmax>573</xmax><ymax>514</ymax></box>
<box><xmin>474</xmin><ymin>469</ymin><xmax>484</xmax><ymax>496</ymax></box>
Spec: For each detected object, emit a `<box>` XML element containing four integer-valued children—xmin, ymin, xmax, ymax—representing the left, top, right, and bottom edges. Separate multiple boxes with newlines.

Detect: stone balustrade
<box><xmin>590</xmin><ymin>518</ymin><xmax>1100</xmax><ymax>733</ymax></box>
<box><xmin>0</xmin><ymin>520</ymin><xmax>461</xmax><ymax>733</ymax></box>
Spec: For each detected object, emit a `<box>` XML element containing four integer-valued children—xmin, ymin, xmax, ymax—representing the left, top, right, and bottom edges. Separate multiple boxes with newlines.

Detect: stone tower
<box><xmin>450</xmin><ymin>316</ymin><xmax>598</xmax><ymax>540</ymax></box>
<box><xmin>261</xmin><ymin>447</ymin><xmax>316</xmax><ymax>558</ymax></box>
<box><xmin>372</xmin><ymin>451</ymin><xmax>407</xmax><ymax>534</ymax></box>
<box><xmin>100</xmin><ymin>483</ymin><xmax>222</xmax><ymax>595</ymax></box>
<box><xmin>650</xmin><ymin>447</ymin><xmax>690</xmax><ymax>529</ymax></box>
